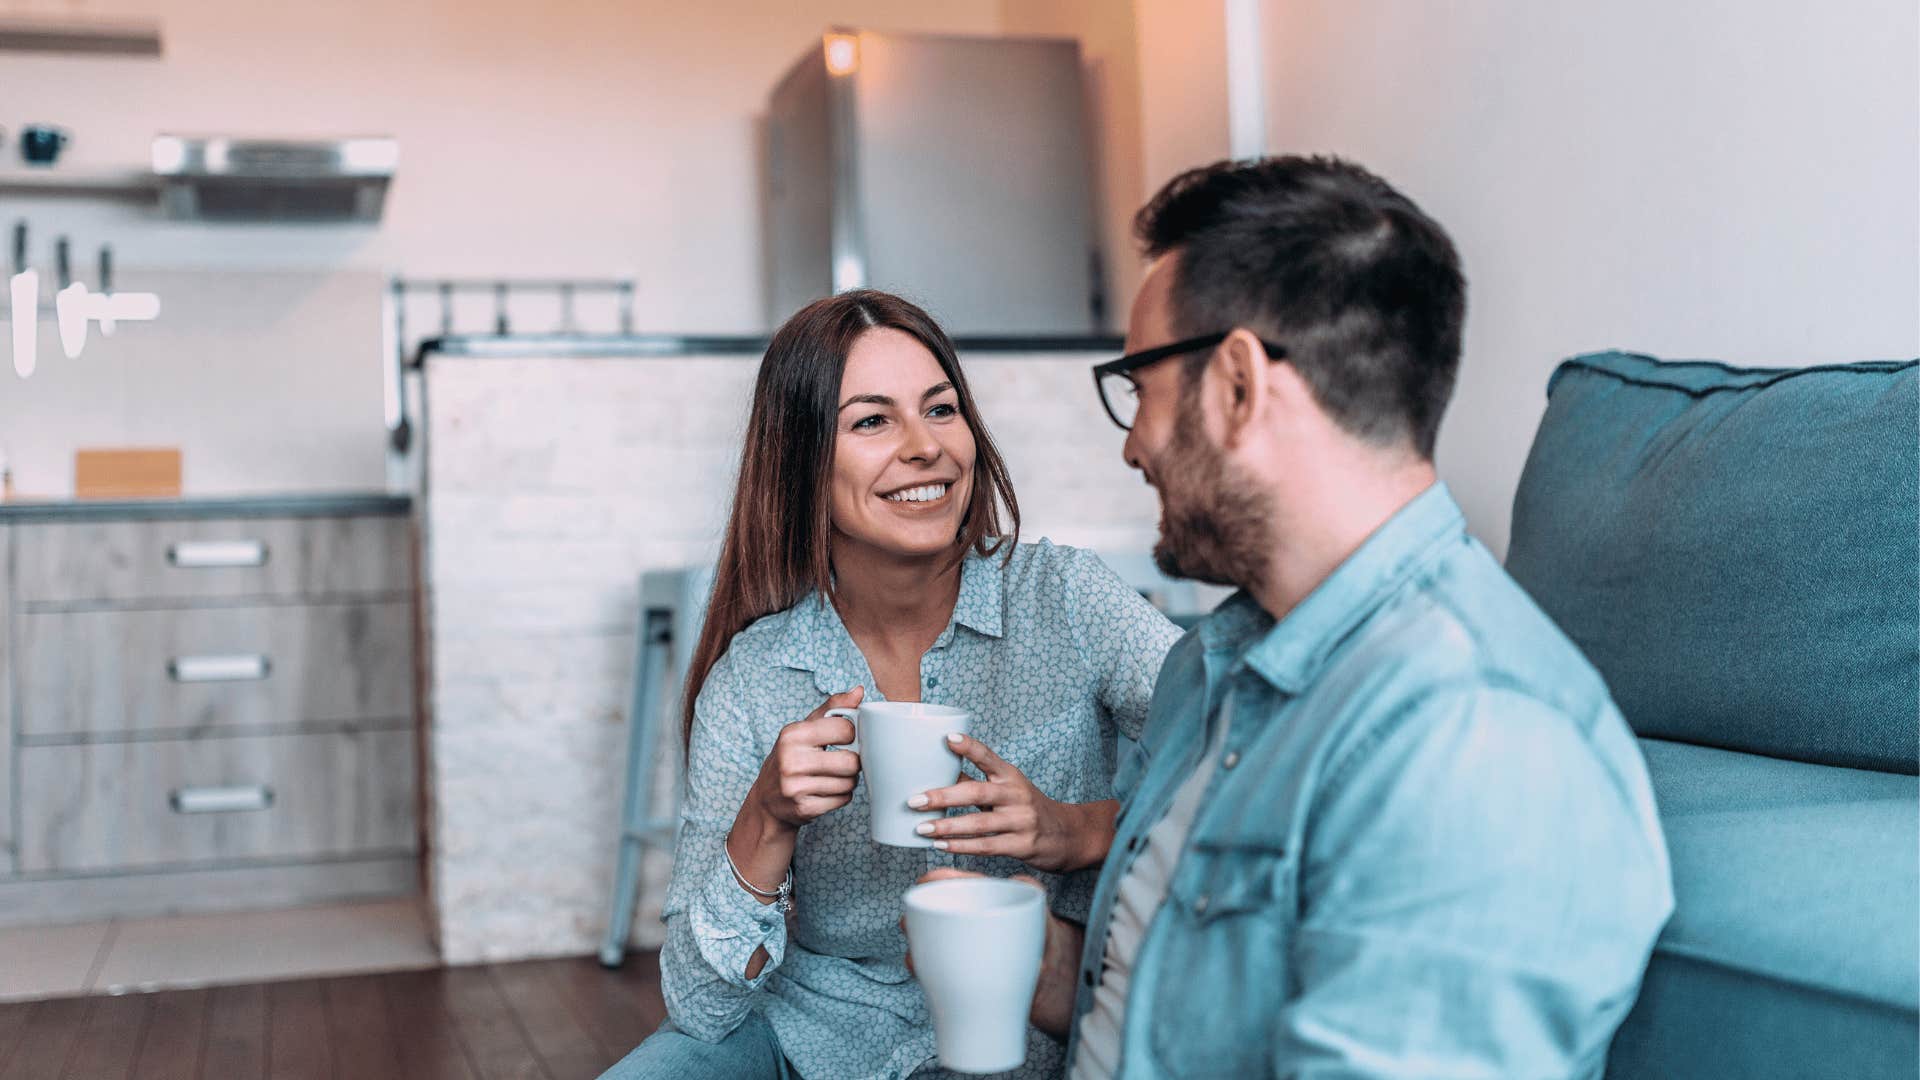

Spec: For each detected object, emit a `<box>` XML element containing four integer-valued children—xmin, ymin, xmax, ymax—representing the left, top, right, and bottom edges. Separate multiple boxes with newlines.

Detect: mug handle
<box><xmin>822</xmin><ymin>707</ymin><xmax>860</xmax><ymax>755</ymax></box>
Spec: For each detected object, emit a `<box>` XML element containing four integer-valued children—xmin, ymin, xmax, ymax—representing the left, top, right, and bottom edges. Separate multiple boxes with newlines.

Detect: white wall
<box><xmin>0</xmin><ymin>0</ymin><xmax>1006</xmax><ymax>315</ymax></box>
<box><xmin>1135</xmin><ymin>0</ymin><xmax>1231</xmax><ymax>198</ymax></box>
<box><xmin>0</xmin><ymin>270</ymin><xmax>387</xmax><ymax>498</ymax></box>
<box><xmin>1259</xmin><ymin>0</ymin><xmax>1920</xmax><ymax>555</ymax></box>
<box><xmin>0</xmin><ymin>0</ymin><xmax>1011</xmax><ymax>495</ymax></box>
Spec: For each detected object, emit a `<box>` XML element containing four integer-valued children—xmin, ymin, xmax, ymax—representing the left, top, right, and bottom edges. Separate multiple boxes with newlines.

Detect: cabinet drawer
<box><xmin>13</xmin><ymin>515</ymin><xmax>410</xmax><ymax>604</ymax></box>
<box><xmin>17</xmin><ymin>601</ymin><xmax>414</xmax><ymax>738</ymax></box>
<box><xmin>17</xmin><ymin>730</ymin><xmax>416</xmax><ymax>873</ymax></box>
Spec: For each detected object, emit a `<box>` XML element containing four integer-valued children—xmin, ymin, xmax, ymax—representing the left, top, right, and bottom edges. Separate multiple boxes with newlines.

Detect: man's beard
<box><xmin>1150</xmin><ymin>388</ymin><xmax>1274</xmax><ymax>594</ymax></box>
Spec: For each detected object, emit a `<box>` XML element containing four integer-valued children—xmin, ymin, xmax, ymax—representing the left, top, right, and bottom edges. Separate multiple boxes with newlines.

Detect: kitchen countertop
<box><xmin>409</xmin><ymin>332</ymin><xmax>1124</xmax><ymax>365</ymax></box>
<box><xmin>0</xmin><ymin>492</ymin><xmax>411</xmax><ymax>523</ymax></box>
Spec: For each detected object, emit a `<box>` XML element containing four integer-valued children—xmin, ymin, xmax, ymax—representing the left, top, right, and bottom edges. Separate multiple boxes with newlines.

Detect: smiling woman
<box><xmin>603</xmin><ymin>291</ymin><xmax>1182</xmax><ymax>1080</ymax></box>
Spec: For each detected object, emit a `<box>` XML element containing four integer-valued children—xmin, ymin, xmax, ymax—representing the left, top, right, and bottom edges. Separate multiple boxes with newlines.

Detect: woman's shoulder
<box><xmin>703</xmin><ymin>601</ymin><xmax>808</xmax><ymax>683</ymax></box>
<box><xmin>989</xmin><ymin>537</ymin><xmax>1124</xmax><ymax>594</ymax></box>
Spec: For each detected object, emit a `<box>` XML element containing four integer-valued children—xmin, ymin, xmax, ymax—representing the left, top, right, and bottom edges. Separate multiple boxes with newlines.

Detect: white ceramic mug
<box><xmin>824</xmin><ymin>700</ymin><xmax>969</xmax><ymax>847</ymax></box>
<box><xmin>903</xmin><ymin>876</ymin><xmax>1046</xmax><ymax>1074</ymax></box>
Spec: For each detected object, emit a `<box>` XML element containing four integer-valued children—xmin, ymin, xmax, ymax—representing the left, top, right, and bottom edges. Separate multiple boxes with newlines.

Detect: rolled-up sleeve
<box><xmin>1064</xmin><ymin>548</ymin><xmax>1182</xmax><ymax>742</ymax></box>
<box><xmin>1276</xmin><ymin>687</ymin><xmax>1674</xmax><ymax>1078</ymax></box>
<box><xmin>658</xmin><ymin>652</ymin><xmax>791</xmax><ymax>1041</ymax></box>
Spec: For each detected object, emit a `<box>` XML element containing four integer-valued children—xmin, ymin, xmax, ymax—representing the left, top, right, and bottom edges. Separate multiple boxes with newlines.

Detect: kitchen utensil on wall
<box><xmin>6</xmin><ymin>222</ymin><xmax>162</xmax><ymax>376</ymax></box>
<box><xmin>20</xmin><ymin>125</ymin><xmax>69</xmax><ymax>165</ymax></box>
<box><xmin>10</xmin><ymin>222</ymin><xmax>37</xmax><ymax>377</ymax></box>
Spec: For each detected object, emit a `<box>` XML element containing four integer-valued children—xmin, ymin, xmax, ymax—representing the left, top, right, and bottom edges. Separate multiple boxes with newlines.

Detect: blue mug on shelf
<box><xmin>21</xmin><ymin>125</ymin><xmax>70</xmax><ymax>165</ymax></box>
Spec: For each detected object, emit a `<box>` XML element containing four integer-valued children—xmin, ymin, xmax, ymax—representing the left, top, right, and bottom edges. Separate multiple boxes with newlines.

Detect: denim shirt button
<box><xmin>1194</xmin><ymin>894</ymin><xmax>1211</xmax><ymax>915</ymax></box>
<box><xmin>1222</xmin><ymin>751</ymin><xmax>1241</xmax><ymax>770</ymax></box>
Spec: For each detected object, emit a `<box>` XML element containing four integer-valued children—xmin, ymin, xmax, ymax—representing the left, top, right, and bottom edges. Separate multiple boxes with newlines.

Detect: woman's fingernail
<box><xmin>908</xmin><ymin>794</ymin><xmax>930</xmax><ymax>810</ymax></box>
<box><xmin>915</xmin><ymin>821</ymin><xmax>935</xmax><ymax>835</ymax></box>
<box><xmin>946</xmin><ymin>732</ymin><xmax>965</xmax><ymax>744</ymax></box>
<box><xmin>932</xmin><ymin>840</ymin><xmax>950</xmax><ymax>851</ymax></box>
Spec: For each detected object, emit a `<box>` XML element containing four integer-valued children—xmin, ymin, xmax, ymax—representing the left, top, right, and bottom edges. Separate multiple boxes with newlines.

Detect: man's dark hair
<box><xmin>1135</xmin><ymin>155</ymin><xmax>1466</xmax><ymax>459</ymax></box>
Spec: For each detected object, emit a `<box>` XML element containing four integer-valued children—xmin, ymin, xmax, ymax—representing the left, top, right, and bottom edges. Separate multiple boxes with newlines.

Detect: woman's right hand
<box><xmin>748</xmin><ymin>686</ymin><xmax>866</xmax><ymax>831</ymax></box>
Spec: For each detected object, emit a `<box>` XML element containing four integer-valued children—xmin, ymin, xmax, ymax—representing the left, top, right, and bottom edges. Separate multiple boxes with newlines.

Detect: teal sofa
<box><xmin>1505</xmin><ymin>352</ymin><xmax>1919</xmax><ymax>1079</ymax></box>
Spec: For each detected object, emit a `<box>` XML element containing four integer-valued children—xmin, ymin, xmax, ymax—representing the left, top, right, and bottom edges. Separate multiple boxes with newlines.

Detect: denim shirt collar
<box><xmin>1202</xmin><ymin>482</ymin><xmax>1467</xmax><ymax>696</ymax></box>
<box><xmin>775</xmin><ymin>546</ymin><xmax>1006</xmax><ymax>696</ymax></box>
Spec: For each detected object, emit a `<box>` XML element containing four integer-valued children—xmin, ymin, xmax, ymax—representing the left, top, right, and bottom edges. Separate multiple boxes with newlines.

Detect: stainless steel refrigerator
<box><xmin>766</xmin><ymin>30</ymin><xmax>1106</xmax><ymax>335</ymax></box>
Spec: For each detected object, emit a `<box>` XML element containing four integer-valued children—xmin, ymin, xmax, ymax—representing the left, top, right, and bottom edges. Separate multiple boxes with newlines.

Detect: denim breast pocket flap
<box><xmin>1174</xmin><ymin>839</ymin><xmax>1292</xmax><ymax>922</ymax></box>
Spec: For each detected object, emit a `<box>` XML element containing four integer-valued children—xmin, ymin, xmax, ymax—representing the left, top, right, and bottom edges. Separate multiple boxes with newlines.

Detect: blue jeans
<box><xmin>599</xmin><ymin>1012</ymin><xmax>793</xmax><ymax>1080</ymax></box>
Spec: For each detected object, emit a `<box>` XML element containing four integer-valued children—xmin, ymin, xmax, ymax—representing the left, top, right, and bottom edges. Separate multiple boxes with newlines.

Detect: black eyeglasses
<box><xmin>1091</xmin><ymin>332</ymin><xmax>1287</xmax><ymax>430</ymax></box>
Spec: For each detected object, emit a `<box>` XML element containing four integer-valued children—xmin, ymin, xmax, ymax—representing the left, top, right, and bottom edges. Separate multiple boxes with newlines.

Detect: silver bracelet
<box><xmin>725</xmin><ymin>844</ymin><xmax>794</xmax><ymax>913</ymax></box>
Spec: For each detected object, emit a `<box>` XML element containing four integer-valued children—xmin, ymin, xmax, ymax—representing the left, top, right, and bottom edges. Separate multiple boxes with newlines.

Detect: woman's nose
<box><xmin>899</xmin><ymin>417</ymin><xmax>942</xmax><ymax>463</ymax></box>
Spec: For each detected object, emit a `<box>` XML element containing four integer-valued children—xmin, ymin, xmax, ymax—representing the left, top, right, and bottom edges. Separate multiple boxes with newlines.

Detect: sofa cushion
<box><xmin>1507</xmin><ymin>351</ymin><xmax>1919</xmax><ymax>773</ymax></box>
<box><xmin>1607</xmin><ymin>739</ymin><xmax>1919</xmax><ymax>1079</ymax></box>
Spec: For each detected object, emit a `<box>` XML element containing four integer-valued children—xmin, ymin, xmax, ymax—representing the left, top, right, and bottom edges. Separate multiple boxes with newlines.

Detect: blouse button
<box><xmin>1222</xmin><ymin>751</ymin><xmax>1240</xmax><ymax>770</ymax></box>
<box><xmin>1194</xmin><ymin>894</ymin><xmax>1211</xmax><ymax>916</ymax></box>
<box><xmin>926</xmin><ymin>676</ymin><xmax>940</xmax><ymax>689</ymax></box>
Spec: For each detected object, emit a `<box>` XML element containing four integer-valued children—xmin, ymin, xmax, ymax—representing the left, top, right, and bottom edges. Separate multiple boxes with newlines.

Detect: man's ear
<box><xmin>1210</xmin><ymin>328</ymin><xmax>1273</xmax><ymax>449</ymax></box>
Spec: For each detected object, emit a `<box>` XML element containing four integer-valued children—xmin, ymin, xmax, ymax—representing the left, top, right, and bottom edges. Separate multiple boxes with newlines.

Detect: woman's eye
<box><xmin>927</xmin><ymin>403</ymin><xmax>958</xmax><ymax>419</ymax></box>
<box><xmin>852</xmin><ymin>414</ymin><xmax>886</xmax><ymax>431</ymax></box>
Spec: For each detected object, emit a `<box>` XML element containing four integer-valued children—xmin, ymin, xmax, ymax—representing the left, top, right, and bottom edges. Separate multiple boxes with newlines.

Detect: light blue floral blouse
<box><xmin>659</xmin><ymin>540</ymin><xmax>1181</xmax><ymax>1080</ymax></box>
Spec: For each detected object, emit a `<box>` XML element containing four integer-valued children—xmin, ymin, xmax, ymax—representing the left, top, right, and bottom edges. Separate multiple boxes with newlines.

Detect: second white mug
<box><xmin>824</xmin><ymin>700</ymin><xmax>969</xmax><ymax>846</ymax></box>
<box><xmin>903</xmin><ymin>876</ymin><xmax>1047</xmax><ymax>1074</ymax></box>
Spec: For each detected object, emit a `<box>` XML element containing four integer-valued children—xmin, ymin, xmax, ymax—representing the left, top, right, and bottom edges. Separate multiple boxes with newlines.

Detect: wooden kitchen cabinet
<box><xmin>0</xmin><ymin>496</ymin><xmax>421</xmax><ymax>926</ymax></box>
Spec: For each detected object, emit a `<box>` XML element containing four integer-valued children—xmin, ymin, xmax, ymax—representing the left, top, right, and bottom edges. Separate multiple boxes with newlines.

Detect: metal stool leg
<box><xmin>599</xmin><ymin>608</ymin><xmax>673</xmax><ymax>968</ymax></box>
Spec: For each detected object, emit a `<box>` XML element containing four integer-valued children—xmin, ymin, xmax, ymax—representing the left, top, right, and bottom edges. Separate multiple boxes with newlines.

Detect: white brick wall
<box><xmin>420</xmin><ymin>350</ymin><xmax>1165</xmax><ymax>964</ymax></box>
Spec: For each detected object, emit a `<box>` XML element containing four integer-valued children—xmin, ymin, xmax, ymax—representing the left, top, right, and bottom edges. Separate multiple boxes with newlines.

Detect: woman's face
<box><xmin>828</xmin><ymin>327</ymin><xmax>978</xmax><ymax>562</ymax></box>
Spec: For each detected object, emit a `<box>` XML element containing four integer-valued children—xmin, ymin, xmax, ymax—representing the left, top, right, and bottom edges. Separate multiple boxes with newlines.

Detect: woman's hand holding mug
<box><xmin>908</xmin><ymin>734</ymin><xmax>1117</xmax><ymax>873</ymax></box>
<box><xmin>726</xmin><ymin>686</ymin><xmax>865</xmax><ymax>977</ymax></box>
<box><xmin>748</xmin><ymin>686</ymin><xmax>866</xmax><ymax>830</ymax></box>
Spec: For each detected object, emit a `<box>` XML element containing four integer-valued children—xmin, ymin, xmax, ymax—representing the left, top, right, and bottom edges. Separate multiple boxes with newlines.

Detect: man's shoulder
<box><xmin>1353</xmin><ymin>540</ymin><xmax>1615</xmax><ymax>722</ymax></box>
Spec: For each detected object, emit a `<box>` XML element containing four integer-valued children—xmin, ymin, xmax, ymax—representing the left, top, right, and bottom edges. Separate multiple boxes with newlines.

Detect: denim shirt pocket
<box><xmin>1147</xmin><ymin>839</ymin><xmax>1295</xmax><ymax>1077</ymax></box>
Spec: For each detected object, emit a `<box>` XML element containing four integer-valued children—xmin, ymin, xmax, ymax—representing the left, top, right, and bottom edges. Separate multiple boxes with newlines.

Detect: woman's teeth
<box><xmin>884</xmin><ymin>484</ymin><xmax>948</xmax><ymax>503</ymax></box>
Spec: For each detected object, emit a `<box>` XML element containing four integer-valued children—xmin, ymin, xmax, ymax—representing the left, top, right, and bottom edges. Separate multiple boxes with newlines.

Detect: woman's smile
<box><xmin>880</xmin><ymin>481</ymin><xmax>954</xmax><ymax>507</ymax></box>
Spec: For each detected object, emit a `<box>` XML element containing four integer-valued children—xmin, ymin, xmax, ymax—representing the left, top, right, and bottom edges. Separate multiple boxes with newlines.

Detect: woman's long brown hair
<box><xmin>680</xmin><ymin>290</ymin><xmax>1021</xmax><ymax>745</ymax></box>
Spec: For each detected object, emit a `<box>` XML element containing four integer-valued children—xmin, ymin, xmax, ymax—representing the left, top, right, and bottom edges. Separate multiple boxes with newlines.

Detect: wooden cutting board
<box><xmin>74</xmin><ymin>448</ymin><xmax>182</xmax><ymax>499</ymax></box>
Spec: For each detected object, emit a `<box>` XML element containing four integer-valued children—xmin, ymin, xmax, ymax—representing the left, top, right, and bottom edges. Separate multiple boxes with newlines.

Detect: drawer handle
<box><xmin>168</xmin><ymin>654</ymin><xmax>272</xmax><ymax>682</ymax></box>
<box><xmin>168</xmin><ymin>540</ymin><xmax>270</xmax><ymax>569</ymax></box>
<box><xmin>170</xmin><ymin>785</ymin><xmax>275</xmax><ymax>814</ymax></box>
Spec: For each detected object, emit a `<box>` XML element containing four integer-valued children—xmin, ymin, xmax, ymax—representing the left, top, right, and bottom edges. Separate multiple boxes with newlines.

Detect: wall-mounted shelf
<box><xmin>0</xmin><ymin>14</ymin><xmax>161</xmax><ymax>57</ymax></box>
<box><xmin>0</xmin><ymin>167</ymin><xmax>160</xmax><ymax>204</ymax></box>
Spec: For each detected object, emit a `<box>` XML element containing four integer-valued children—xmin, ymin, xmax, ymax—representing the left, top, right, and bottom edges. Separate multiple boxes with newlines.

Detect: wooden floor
<box><xmin>0</xmin><ymin>952</ymin><xmax>666</xmax><ymax>1080</ymax></box>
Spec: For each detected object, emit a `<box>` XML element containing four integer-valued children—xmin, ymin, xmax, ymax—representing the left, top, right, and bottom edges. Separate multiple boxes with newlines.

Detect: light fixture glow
<box><xmin>832</xmin><ymin>252</ymin><xmax>865</xmax><ymax>292</ymax></box>
<box><xmin>151</xmin><ymin>135</ymin><xmax>187</xmax><ymax>174</ymax></box>
<box><xmin>823</xmin><ymin>33</ymin><xmax>859</xmax><ymax>76</ymax></box>
<box><xmin>339</xmin><ymin>138</ymin><xmax>399</xmax><ymax>173</ymax></box>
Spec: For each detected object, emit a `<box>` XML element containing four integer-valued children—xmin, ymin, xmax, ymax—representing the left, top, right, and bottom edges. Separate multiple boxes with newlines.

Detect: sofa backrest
<box><xmin>1507</xmin><ymin>351</ymin><xmax>1918</xmax><ymax>774</ymax></box>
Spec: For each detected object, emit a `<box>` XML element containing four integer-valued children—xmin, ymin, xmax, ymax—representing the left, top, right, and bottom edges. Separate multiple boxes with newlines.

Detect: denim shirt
<box><xmin>1069</xmin><ymin>484</ymin><xmax>1675</xmax><ymax>1079</ymax></box>
<box><xmin>660</xmin><ymin>540</ymin><xmax>1181</xmax><ymax>1080</ymax></box>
